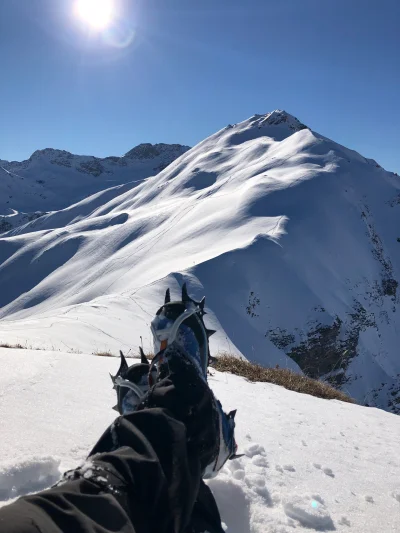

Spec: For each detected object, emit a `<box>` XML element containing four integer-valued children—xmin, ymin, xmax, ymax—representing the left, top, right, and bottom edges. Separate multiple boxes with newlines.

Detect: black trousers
<box><xmin>0</xmin><ymin>357</ymin><xmax>225</xmax><ymax>533</ymax></box>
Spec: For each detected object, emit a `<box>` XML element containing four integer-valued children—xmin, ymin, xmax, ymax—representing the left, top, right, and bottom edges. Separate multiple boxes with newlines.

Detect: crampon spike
<box><xmin>117</xmin><ymin>350</ymin><xmax>129</xmax><ymax>377</ymax></box>
<box><xmin>228</xmin><ymin>409</ymin><xmax>237</xmax><ymax>419</ymax></box>
<box><xmin>229</xmin><ymin>454</ymin><xmax>245</xmax><ymax>460</ymax></box>
<box><xmin>139</xmin><ymin>346</ymin><xmax>150</xmax><ymax>365</ymax></box>
<box><xmin>182</xmin><ymin>282</ymin><xmax>190</xmax><ymax>303</ymax></box>
<box><xmin>164</xmin><ymin>288</ymin><xmax>171</xmax><ymax>304</ymax></box>
<box><xmin>206</xmin><ymin>329</ymin><xmax>216</xmax><ymax>338</ymax></box>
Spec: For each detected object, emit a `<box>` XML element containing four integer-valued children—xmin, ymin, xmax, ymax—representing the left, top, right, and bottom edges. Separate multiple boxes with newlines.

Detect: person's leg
<box><xmin>190</xmin><ymin>481</ymin><xmax>225</xmax><ymax>533</ymax></box>
<box><xmin>0</xmin><ymin>354</ymin><xmax>219</xmax><ymax>533</ymax></box>
<box><xmin>0</xmin><ymin>285</ymin><xmax>237</xmax><ymax>533</ymax></box>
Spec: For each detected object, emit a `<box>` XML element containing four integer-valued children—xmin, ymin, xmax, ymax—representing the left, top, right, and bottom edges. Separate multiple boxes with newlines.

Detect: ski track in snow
<box><xmin>1</xmin><ymin>349</ymin><xmax>400</xmax><ymax>533</ymax></box>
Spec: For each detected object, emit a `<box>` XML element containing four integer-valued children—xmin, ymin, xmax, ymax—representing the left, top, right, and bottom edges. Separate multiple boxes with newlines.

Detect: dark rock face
<box><xmin>267</xmin><ymin>301</ymin><xmax>376</xmax><ymax>386</ymax></box>
<box><xmin>78</xmin><ymin>160</ymin><xmax>107</xmax><ymax>177</ymax></box>
<box><xmin>124</xmin><ymin>143</ymin><xmax>190</xmax><ymax>163</ymax></box>
<box><xmin>0</xmin><ymin>219</ymin><xmax>12</xmax><ymax>233</ymax></box>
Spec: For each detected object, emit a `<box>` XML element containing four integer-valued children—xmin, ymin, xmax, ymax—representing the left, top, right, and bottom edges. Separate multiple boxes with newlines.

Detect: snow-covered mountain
<box><xmin>1</xmin><ymin>348</ymin><xmax>400</xmax><ymax>533</ymax></box>
<box><xmin>0</xmin><ymin>110</ymin><xmax>399</xmax><ymax>413</ymax></box>
<box><xmin>0</xmin><ymin>143</ymin><xmax>190</xmax><ymax>232</ymax></box>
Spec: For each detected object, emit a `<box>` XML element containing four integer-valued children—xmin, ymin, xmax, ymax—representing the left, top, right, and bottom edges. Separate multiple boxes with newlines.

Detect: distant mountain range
<box><xmin>0</xmin><ymin>143</ymin><xmax>190</xmax><ymax>232</ymax></box>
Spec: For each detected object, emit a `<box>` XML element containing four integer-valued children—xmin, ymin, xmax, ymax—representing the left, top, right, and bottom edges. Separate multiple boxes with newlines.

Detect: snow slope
<box><xmin>0</xmin><ymin>110</ymin><xmax>400</xmax><ymax>412</ymax></box>
<box><xmin>0</xmin><ymin>143</ymin><xmax>190</xmax><ymax>231</ymax></box>
<box><xmin>0</xmin><ymin>348</ymin><xmax>399</xmax><ymax>533</ymax></box>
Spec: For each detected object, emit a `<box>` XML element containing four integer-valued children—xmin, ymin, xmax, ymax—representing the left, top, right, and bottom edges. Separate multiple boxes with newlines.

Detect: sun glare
<box><xmin>74</xmin><ymin>0</ymin><xmax>115</xmax><ymax>30</ymax></box>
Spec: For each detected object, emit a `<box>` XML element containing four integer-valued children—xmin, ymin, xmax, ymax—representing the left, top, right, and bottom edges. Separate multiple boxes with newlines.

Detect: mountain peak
<box><xmin>250</xmin><ymin>110</ymin><xmax>308</xmax><ymax>132</ymax></box>
<box><xmin>221</xmin><ymin>110</ymin><xmax>309</xmax><ymax>145</ymax></box>
<box><xmin>29</xmin><ymin>148</ymin><xmax>73</xmax><ymax>160</ymax></box>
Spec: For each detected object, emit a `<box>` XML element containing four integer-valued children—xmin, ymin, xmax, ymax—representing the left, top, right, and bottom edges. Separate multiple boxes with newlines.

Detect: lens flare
<box><xmin>102</xmin><ymin>20</ymin><xmax>135</xmax><ymax>48</ymax></box>
<box><xmin>74</xmin><ymin>0</ymin><xmax>115</xmax><ymax>30</ymax></box>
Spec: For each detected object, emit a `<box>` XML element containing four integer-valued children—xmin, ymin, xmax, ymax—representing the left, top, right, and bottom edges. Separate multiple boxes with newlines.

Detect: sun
<box><xmin>74</xmin><ymin>0</ymin><xmax>115</xmax><ymax>30</ymax></box>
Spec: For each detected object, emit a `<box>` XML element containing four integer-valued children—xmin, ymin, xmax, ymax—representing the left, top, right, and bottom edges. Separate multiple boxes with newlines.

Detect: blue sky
<box><xmin>1</xmin><ymin>0</ymin><xmax>399</xmax><ymax>172</ymax></box>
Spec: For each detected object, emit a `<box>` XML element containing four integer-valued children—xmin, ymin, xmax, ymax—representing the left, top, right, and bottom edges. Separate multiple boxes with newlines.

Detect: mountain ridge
<box><xmin>2</xmin><ymin>141</ymin><xmax>191</xmax><ymax>166</ymax></box>
<box><xmin>0</xmin><ymin>142</ymin><xmax>190</xmax><ymax>232</ymax></box>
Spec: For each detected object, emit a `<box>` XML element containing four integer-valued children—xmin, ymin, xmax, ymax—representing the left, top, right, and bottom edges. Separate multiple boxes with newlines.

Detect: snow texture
<box><xmin>0</xmin><ymin>348</ymin><xmax>399</xmax><ymax>533</ymax></box>
<box><xmin>0</xmin><ymin>110</ymin><xmax>400</xmax><ymax>413</ymax></box>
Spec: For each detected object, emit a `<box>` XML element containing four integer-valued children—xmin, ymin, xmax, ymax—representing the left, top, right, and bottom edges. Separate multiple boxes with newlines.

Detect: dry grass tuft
<box><xmin>0</xmin><ymin>343</ymin><xmax>354</xmax><ymax>404</ymax></box>
<box><xmin>213</xmin><ymin>354</ymin><xmax>355</xmax><ymax>404</ymax></box>
<box><xmin>0</xmin><ymin>342</ymin><xmax>27</xmax><ymax>349</ymax></box>
<box><xmin>94</xmin><ymin>351</ymin><xmax>154</xmax><ymax>359</ymax></box>
<box><xmin>93</xmin><ymin>351</ymin><xmax>114</xmax><ymax>357</ymax></box>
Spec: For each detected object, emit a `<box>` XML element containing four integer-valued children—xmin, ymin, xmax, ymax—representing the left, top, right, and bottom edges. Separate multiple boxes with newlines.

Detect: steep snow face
<box><xmin>0</xmin><ymin>348</ymin><xmax>399</xmax><ymax>533</ymax></box>
<box><xmin>0</xmin><ymin>110</ymin><xmax>400</xmax><ymax>412</ymax></box>
<box><xmin>0</xmin><ymin>143</ymin><xmax>190</xmax><ymax>231</ymax></box>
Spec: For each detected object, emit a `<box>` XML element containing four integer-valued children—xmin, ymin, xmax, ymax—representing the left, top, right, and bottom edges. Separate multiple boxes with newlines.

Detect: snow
<box><xmin>0</xmin><ymin>348</ymin><xmax>399</xmax><ymax>532</ymax></box>
<box><xmin>0</xmin><ymin>143</ymin><xmax>190</xmax><ymax>231</ymax></box>
<box><xmin>209</xmin><ymin>371</ymin><xmax>400</xmax><ymax>533</ymax></box>
<box><xmin>0</xmin><ymin>111</ymin><xmax>399</xmax><ymax>411</ymax></box>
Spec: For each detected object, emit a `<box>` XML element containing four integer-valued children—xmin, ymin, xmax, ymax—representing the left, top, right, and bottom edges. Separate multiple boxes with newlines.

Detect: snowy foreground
<box><xmin>1</xmin><ymin>348</ymin><xmax>399</xmax><ymax>532</ymax></box>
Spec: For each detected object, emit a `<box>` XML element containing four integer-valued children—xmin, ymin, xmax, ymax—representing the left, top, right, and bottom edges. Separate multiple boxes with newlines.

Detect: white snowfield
<box><xmin>0</xmin><ymin>143</ymin><xmax>190</xmax><ymax>231</ymax></box>
<box><xmin>0</xmin><ymin>348</ymin><xmax>399</xmax><ymax>533</ymax></box>
<box><xmin>0</xmin><ymin>110</ymin><xmax>399</xmax><ymax>412</ymax></box>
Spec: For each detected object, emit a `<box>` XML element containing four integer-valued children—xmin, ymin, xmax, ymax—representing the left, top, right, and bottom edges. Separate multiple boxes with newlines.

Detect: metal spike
<box><xmin>117</xmin><ymin>350</ymin><xmax>129</xmax><ymax>378</ymax></box>
<box><xmin>109</xmin><ymin>372</ymin><xmax>116</xmax><ymax>385</ymax></box>
<box><xmin>164</xmin><ymin>288</ymin><xmax>171</xmax><ymax>304</ymax></box>
<box><xmin>228</xmin><ymin>409</ymin><xmax>237</xmax><ymax>419</ymax></box>
<box><xmin>140</xmin><ymin>346</ymin><xmax>149</xmax><ymax>365</ymax></box>
<box><xmin>112</xmin><ymin>404</ymin><xmax>119</xmax><ymax>412</ymax></box>
<box><xmin>206</xmin><ymin>329</ymin><xmax>216</xmax><ymax>338</ymax></box>
<box><xmin>182</xmin><ymin>282</ymin><xmax>190</xmax><ymax>302</ymax></box>
<box><xmin>229</xmin><ymin>454</ymin><xmax>245</xmax><ymax>460</ymax></box>
<box><xmin>199</xmin><ymin>296</ymin><xmax>206</xmax><ymax>310</ymax></box>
